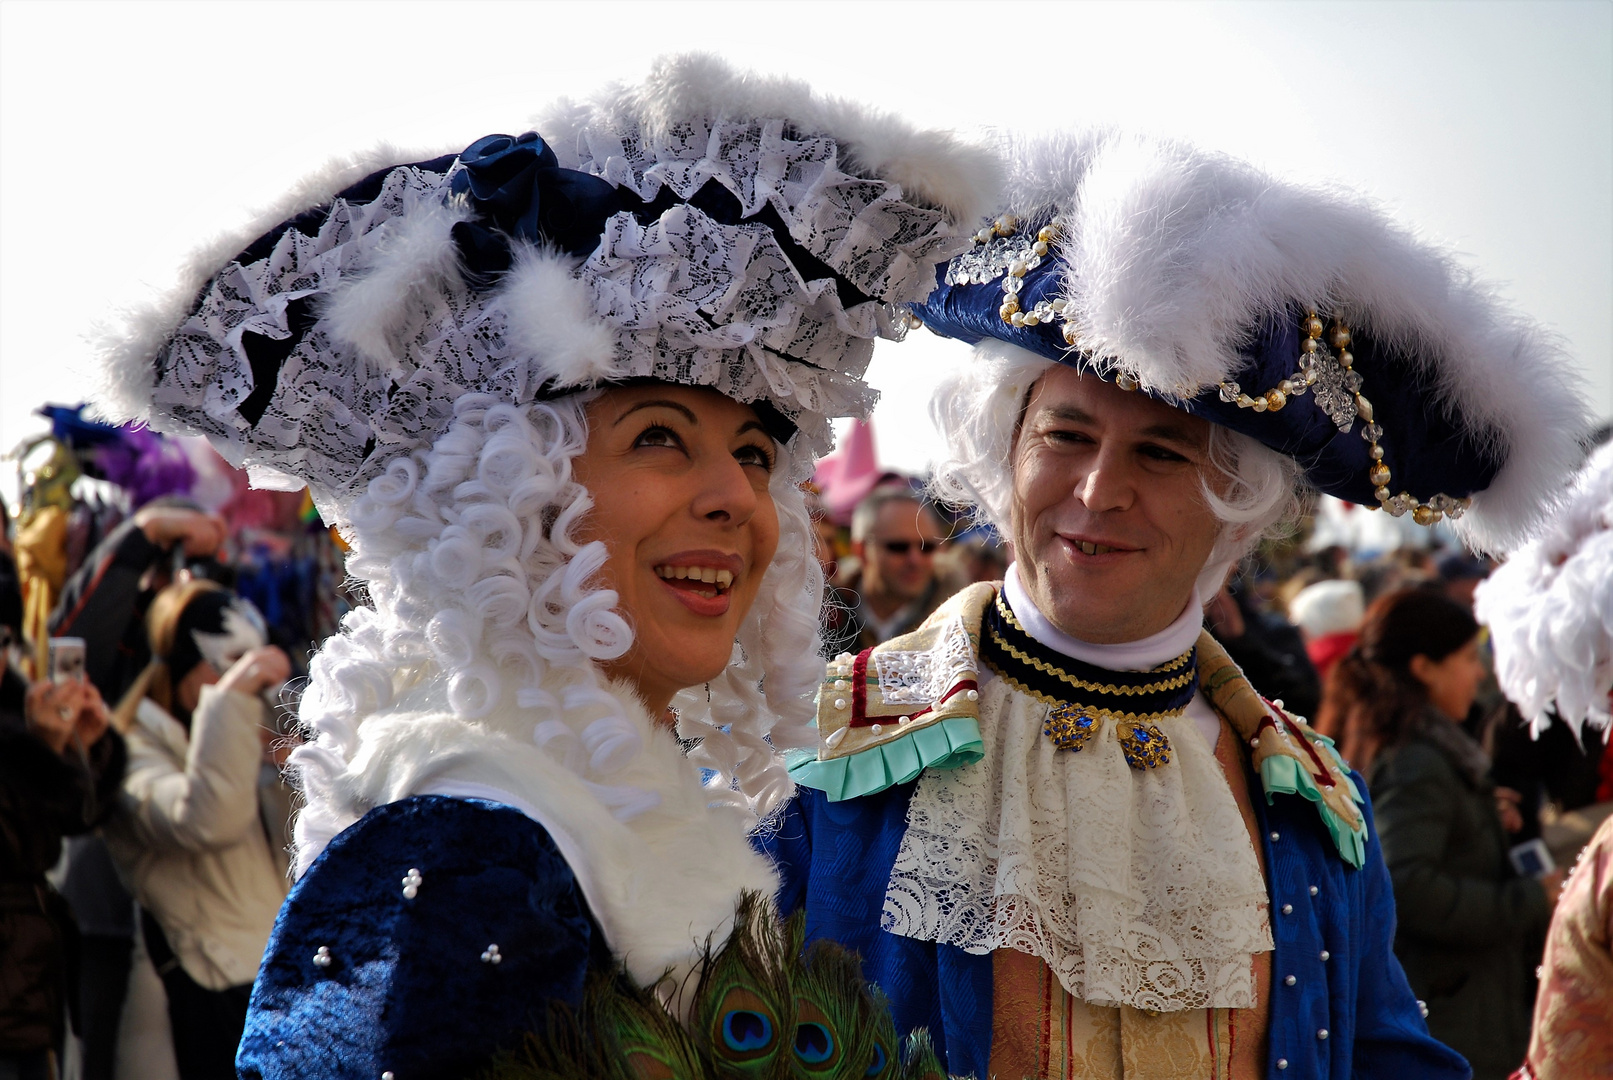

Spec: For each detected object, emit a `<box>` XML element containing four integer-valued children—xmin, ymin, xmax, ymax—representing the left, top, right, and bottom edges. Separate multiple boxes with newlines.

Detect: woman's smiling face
<box><xmin>571</xmin><ymin>383</ymin><xmax>781</xmax><ymax>717</ymax></box>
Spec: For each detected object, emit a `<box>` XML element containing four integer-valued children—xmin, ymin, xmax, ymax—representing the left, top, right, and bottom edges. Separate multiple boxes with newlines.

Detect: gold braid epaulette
<box><xmin>1197</xmin><ymin>632</ymin><xmax>1364</xmax><ymax>834</ymax></box>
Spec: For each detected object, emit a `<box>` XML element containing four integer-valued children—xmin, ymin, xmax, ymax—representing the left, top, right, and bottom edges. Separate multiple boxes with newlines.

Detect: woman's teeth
<box><xmin>654</xmin><ymin>565</ymin><xmax>735</xmax><ymax>592</ymax></box>
<box><xmin>1077</xmin><ymin>541</ymin><xmax>1116</xmax><ymax>555</ymax></box>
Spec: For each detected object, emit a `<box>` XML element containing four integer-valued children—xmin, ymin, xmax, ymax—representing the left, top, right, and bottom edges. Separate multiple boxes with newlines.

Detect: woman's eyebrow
<box><xmin>735</xmin><ymin>419</ymin><xmax>768</xmax><ymax>439</ymax></box>
<box><xmin>614</xmin><ymin>399</ymin><xmax>698</xmax><ymax>426</ymax></box>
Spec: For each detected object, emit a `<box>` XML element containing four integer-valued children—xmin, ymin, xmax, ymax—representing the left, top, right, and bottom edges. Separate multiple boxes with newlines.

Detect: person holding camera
<box><xmin>47</xmin><ymin>498</ymin><xmax>227</xmax><ymax>1080</ymax></box>
<box><xmin>1</xmin><ymin>548</ymin><xmax>126</xmax><ymax>1080</ymax></box>
<box><xmin>101</xmin><ymin>580</ymin><xmax>290</xmax><ymax>1080</ymax></box>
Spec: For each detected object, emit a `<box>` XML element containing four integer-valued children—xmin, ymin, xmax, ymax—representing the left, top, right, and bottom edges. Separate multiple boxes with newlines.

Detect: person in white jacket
<box><xmin>103</xmin><ymin>580</ymin><xmax>290</xmax><ymax>1080</ymax></box>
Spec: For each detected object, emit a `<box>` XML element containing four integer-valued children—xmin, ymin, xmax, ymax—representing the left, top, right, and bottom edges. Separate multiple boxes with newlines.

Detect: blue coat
<box><xmin>758</xmin><ymin>770</ymin><xmax>1472</xmax><ymax>1080</ymax></box>
<box><xmin>237</xmin><ymin>795</ymin><xmax>606</xmax><ymax>1080</ymax></box>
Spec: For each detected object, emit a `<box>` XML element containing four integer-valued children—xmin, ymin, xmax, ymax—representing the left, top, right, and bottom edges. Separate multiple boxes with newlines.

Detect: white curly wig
<box><xmin>929</xmin><ymin>341</ymin><xmax>1304</xmax><ymax>600</ymax></box>
<box><xmin>289</xmin><ymin>390</ymin><xmax>822</xmax><ymax>873</ymax></box>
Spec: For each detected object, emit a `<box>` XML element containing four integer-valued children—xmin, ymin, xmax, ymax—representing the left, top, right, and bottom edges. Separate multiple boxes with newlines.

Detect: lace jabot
<box><xmin>882</xmin><ymin>576</ymin><xmax>1274</xmax><ymax>1012</ymax></box>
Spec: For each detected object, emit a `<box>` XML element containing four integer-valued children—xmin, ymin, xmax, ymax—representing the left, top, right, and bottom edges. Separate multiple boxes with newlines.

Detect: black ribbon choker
<box><xmin>980</xmin><ymin>592</ymin><xmax>1199</xmax><ymax>769</ymax></box>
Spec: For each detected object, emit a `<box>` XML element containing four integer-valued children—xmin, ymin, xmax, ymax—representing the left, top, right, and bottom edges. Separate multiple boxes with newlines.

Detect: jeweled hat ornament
<box><xmin>96</xmin><ymin>55</ymin><xmax>998</xmax><ymax>525</ymax></box>
<box><xmin>915</xmin><ymin>132</ymin><xmax>1593</xmax><ymax>553</ymax></box>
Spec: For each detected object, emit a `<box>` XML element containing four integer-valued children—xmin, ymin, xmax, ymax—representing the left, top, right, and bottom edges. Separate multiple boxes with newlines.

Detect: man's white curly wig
<box><xmin>94</xmin><ymin>55</ymin><xmax>998</xmax><ymax>873</ymax></box>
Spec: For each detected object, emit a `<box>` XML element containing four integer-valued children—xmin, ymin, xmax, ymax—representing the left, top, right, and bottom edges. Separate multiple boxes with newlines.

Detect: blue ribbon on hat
<box><xmin>453</xmin><ymin>133</ymin><xmax>623</xmax><ymax>257</ymax></box>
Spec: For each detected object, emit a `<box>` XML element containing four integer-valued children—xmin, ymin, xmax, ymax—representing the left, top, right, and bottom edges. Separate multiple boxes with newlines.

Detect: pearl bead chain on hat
<box><xmin>1218</xmin><ymin>310</ymin><xmax>1471</xmax><ymax>525</ymax></box>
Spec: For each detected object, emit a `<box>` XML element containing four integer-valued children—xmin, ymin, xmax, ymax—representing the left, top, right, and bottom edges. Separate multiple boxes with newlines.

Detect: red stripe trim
<box><xmin>1256</xmin><ymin>701</ymin><xmax>1336</xmax><ymax>788</ymax></box>
<box><xmin>847</xmin><ymin>678</ymin><xmax>978</xmax><ymax>728</ymax></box>
<box><xmin>851</xmin><ymin>647</ymin><xmax>871</xmax><ymax>726</ymax></box>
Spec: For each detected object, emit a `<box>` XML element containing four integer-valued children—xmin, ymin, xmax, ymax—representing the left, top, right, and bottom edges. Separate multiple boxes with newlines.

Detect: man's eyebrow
<box><xmin>1042</xmin><ymin>404</ymin><xmax>1203</xmax><ymax>449</ymax></box>
<box><xmin>1136</xmin><ymin>420</ymin><xmax>1204</xmax><ymax>449</ymax></box>
<box><xmin>614</xmin><ymin>399</ymin><xmax>698</xmax><ymax>426</ymax></box>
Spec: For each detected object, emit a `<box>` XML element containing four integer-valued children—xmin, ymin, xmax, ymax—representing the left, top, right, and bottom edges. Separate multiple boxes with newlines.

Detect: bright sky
<box><xmin>2</xmin><ymin>0</ymin><xmax>1609</xmax><ymax>503</ymax></box>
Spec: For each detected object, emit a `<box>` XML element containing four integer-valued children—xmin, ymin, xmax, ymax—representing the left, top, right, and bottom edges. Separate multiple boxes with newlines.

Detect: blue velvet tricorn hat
<box><xmin>914</xmin><ymin>132</ymin><xmax>1592</xmax><ymax>554</ymax></box>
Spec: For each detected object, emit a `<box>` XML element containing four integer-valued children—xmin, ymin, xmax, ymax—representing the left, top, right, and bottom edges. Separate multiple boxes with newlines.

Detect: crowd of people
<box><xmin>2</xmin><ymin>55</ymin><xmax>1610</xmax><ymax>1080</ymax></box>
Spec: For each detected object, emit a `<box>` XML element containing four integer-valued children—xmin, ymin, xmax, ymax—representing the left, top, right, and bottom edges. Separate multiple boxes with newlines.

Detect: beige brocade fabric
<box><xmin>989</xmin><ymin>714</ymin><xmax>1271</xmax><ymax>1079</ymax></box>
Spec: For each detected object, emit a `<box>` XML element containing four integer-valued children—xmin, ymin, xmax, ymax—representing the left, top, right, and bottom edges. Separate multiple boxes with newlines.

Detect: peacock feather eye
<box><xmin>864</xmin><ymin>1042</ymin><xmax>887</xmax><ymax>1076</ymax></box>
<box><xmin>720</xmin><ymin>1008</ymin><xmax>774</xmax><ymax>1054</ymax></box>
<box><xmin>793</xmin><ymin>1021</ymin><xmax>835</xmax><ymax>1065</ymax></box>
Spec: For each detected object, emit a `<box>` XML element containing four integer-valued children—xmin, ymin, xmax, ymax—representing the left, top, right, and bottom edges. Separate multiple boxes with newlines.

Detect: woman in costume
<box><xmin>1318</xmin><ymin>588</ymin><xmax>1553</xmax><ymax>1079</ymax></box>
<box><xmin>98</xmin><ymin>57</ymin><xmax>993</xmax><ymax>1080</ymax></box>
<box><xmin>101</xmin><ymin>580</ymin><xmax>291</xmax><ymax>1080</ymax></box>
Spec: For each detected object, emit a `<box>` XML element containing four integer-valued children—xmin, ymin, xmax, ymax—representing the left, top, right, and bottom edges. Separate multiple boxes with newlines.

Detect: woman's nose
<box><xmin>692</xmin><ymin>456</ymin><xmax>759</xmax><ymax>524</ymax></box>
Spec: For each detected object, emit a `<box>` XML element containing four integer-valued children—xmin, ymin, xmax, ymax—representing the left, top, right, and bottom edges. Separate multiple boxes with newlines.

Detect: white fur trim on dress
<box><xmin>317</xmin><ymin>678</ymin><xmax>779</xmax><ymax>992</ymax></box>
<box><xmin>994</xmin><ymin>130</ymin><xmax>1593</xmax><ymax>553</ymax></box>
<box><xmin>1475</xmin><ymin>441</ymin><xmax>1613</xmax><ymax>741</ymax></box>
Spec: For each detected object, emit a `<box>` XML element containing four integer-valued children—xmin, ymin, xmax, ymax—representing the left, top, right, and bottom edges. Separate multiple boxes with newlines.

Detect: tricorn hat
<box><xmin>914</xmin><ymin>131</ymin><xmax>1592</xmax><ymax>553</ymax></box>
<box><xmin>99</xmin><ymin>55</ymin><xmax>998</xmax><ymax>523</ymax></box>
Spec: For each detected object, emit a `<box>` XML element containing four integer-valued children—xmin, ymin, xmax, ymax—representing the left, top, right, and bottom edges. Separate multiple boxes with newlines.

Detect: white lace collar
<box><xmin>884</xmin><ymin>571</ymin><xmax>1272</xmax><ymax>1012</ymax></box>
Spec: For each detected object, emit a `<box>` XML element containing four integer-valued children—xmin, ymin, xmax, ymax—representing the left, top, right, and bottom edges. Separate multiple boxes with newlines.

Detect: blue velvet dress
<box><xmin>758</xmin><ymin>775</ymin><xmax>1474</xmax><ymax>1080</ymax></box>
<box><xmin>236</xmin><ymin>795</ymin><xmax>609</xmax><ymax>1080</ymax></box>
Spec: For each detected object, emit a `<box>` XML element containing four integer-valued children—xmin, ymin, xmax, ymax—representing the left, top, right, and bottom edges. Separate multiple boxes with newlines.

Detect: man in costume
<box><xmin>765</xmin><ymin>132</ymin><xmax>1592</xmax><ymax>1078</ymax></box>
<box><xmin>825</xmin><ymin>487</ymin><xmax>956</xmax><ymax>657</ymax></box>
<box><xmin>96</xmin><ymin>57</ymin><xmax>997</xmax><ymax>1079</ymax></box>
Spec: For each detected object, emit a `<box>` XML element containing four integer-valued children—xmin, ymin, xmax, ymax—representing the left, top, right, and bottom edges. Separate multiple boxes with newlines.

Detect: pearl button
<box><xmin>1284</xmin><ymin>975</ymin><xmax>1297</xmax><ymax>986</ymax></box>
<box><xmin>481</xmin><ymin>944</ymin><xmax>502</xmax><ymax>965</ymax></box>
<box><xmin>1270</xmin><ymin>831</ymin><xmax>1281</xmax><ymax>841</ymax></box>
<box><xmin>1277</xmin><ymin>1060</ymin><xmax>1288</xmax><ymax>1070</ymax></box>
<box><xmin>871</xmin><ymin>724</ymin><xmax>883</xmax><ymax>735</ymax></box>
<box><xmin>898</xmin><ymin>716</ymin><xmax>912</xmax><ymax>725</ymax></box>
<box><xmin>965</xmin><ymin>690</ymin><xmax>979</xmax><ymax>701</ymax></box>
<box><xmin>313</xmin><ymin>946</ymin><xmax>332</xmax><ymax>969</ymax></box>
<box><xmin>1309</xmin><ymin>885</ymin><xmax>1319</xmax><ymax>896</ymax></box>
<box><xmin>1320</xmin><ymin>950</ymin><xmax>1331</xmax><ymax>962</ymax></box>
<box><xmin>382</xmin><ymin>1072</ymin><xmax>395</xmax><ymax>1080</ymax></box>
<box><xmin>1281</xmin><ymin>904</ymin><xmax>1293</xmax><ymax>915</ymax></box>
<box><xmin>833</xmin><ymin>698</ymin><xmax>847</xmax><ymax>710</ymax></box>
<box><xmin>1318</xmin><ymin>1029</ymin><xmax>1329</xmax><ymax>1040</ymax></box>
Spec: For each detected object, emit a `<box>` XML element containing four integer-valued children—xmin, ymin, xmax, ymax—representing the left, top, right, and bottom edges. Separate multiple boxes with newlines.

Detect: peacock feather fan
<box><xmin>478</xmin><ymin>893</ymin><xmax>960</xmax><ymax>1080</ymax></box>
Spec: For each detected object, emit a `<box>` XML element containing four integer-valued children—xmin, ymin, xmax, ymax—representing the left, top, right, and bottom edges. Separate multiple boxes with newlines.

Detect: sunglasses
<box><xmin>879</xmin><ymin>539</ymin><xmax>940</xmax><ymax>556</ymax></box>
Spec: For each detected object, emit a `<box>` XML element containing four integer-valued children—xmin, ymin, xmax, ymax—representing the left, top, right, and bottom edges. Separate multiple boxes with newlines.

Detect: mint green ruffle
<box><xmin>1259</xmin><ymin>746</ymin><xmax>1367</xmax><ymax>869</ymax></box>
<box><xmin>787</xmin><ymin>716</ymin><xmax>985</xmax><ymax>801</ymax></box>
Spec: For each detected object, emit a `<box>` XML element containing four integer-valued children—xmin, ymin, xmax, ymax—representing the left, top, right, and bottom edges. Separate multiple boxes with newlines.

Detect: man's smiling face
<box><xmin>1010</xmin><ymin>364</ymin><xmax>1224</xmax><ymax>644</ymax></box>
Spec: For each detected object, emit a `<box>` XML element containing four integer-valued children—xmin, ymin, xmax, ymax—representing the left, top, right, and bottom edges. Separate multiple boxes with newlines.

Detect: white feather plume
<box><xmin>322</xmin><ymin>197</ymin><xmax>472</xmax><ymax>372</ymax></box>
<box><xmin>491</xmin><ymin>244</ymin><xmax>619</xmax><ymax>389</ymax></box>
<box><xmin>538</xmin><ymin>52</ymin><xmax>1000</xmax><ymax>227</ymax></box>
<box><xmin>1475</xmin><ymin>440</ymin><xmax>1613</xmax><ymax>742</ymax></box>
